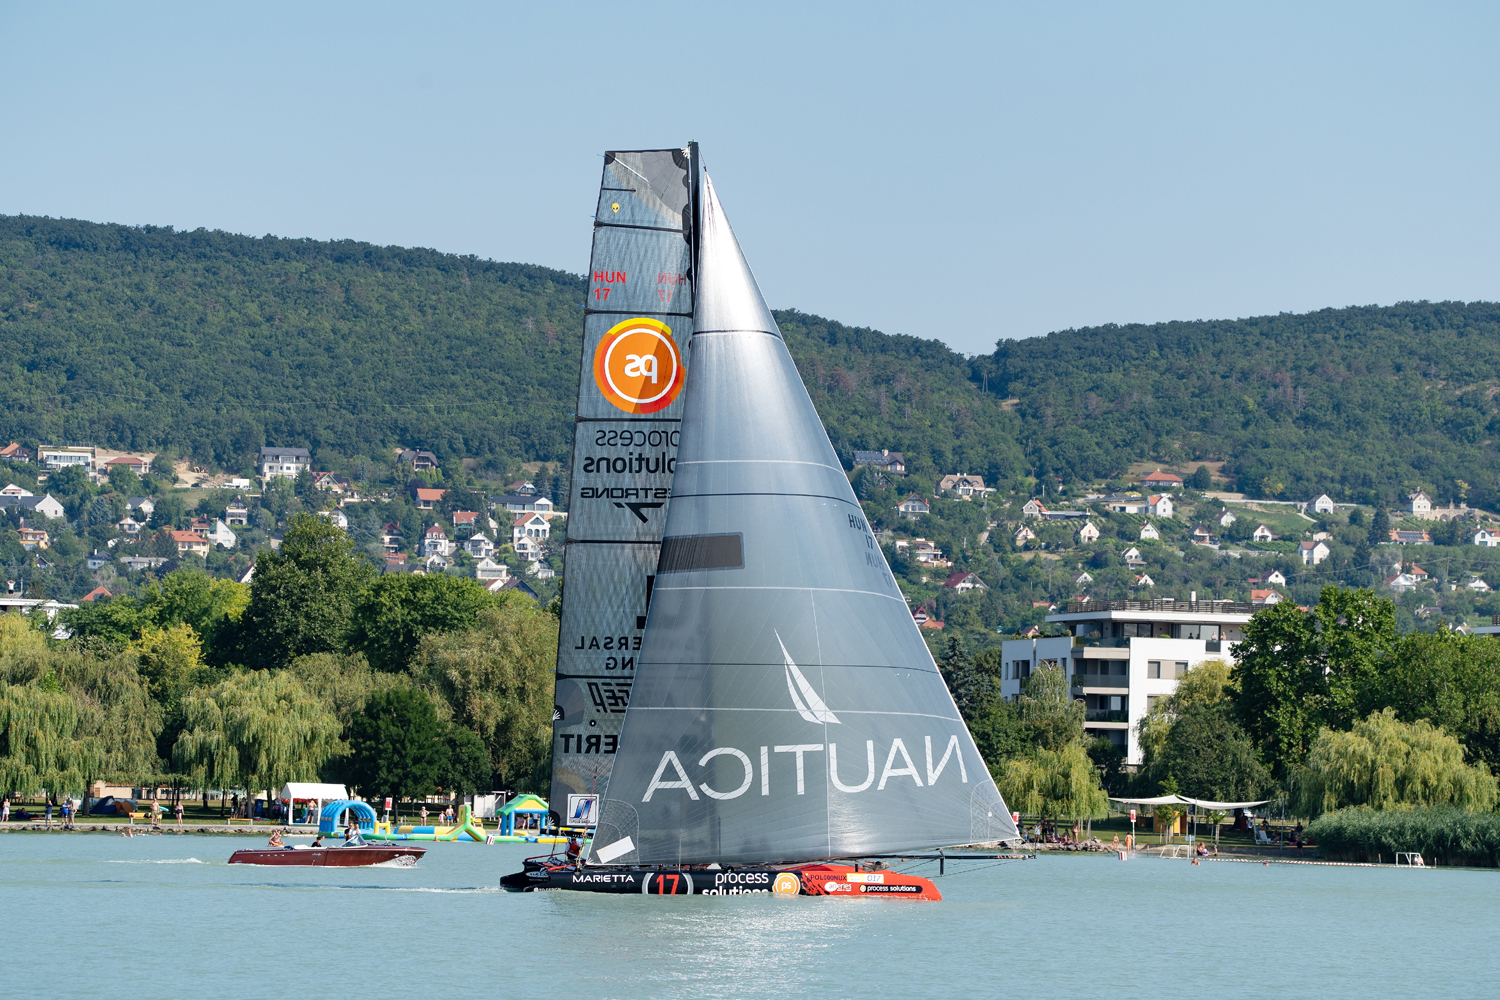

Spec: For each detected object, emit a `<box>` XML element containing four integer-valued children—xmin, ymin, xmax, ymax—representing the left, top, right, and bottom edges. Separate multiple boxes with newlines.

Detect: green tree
<box><xmin>409</xmin><ymin>598</ymin><xmax>556</xmax><ymax>790</ymax></box>
<box><xmin>1188</xmin><ymin>465</ymin><xmax>1212</xmax><ymax>490</ymax></box>
<box><xmin>345</xmin><ymin>687</ymin><xmax>446</xmax><ymax>812</ymax></box>
<box><xmin>0</xmin><ymin>682</ymin><xmax>99</xmax><ymax>795</ymax></box>
<box><xmin>232</xmin><ymin>514</ymin><xmax>375</xmax><ymax>670</ymax></box>
<box><xmin>1016</xmin><ymin>663</ymin><xmax>1084</xmax><ymax>752</ymax></box>
<box><xmin>994</xmin><ymin>741</ymin><xmax>1108</xmax><ymax>825</ymax></box>
<box><xmin>1231</xmin><ymin>600</ymin><xmax>1328</xmax><ymax>777</ymax></box>
<box><xmin>1368</xmin><ymin>504</ymin><xmax>1391</xmax><ymax>547</ymax></box>
<box><xmin>441</xmin><ymin>723</ymin><xmax>493</xmax><ymax>795</ymax></box>
<box><xmin>1292</xmin><ymin>709</ymin><xmax>1497</xmax><ymax>817</ymax></box>
<box><xmin>1145</xmin><ymin>701</ymin><xmax>1272</xmax><ymax>802</ymax></box>
<box><xmin>173</xmin><ymin>670</ymin><xmax>340</xmax><ymax>805</ymax></box>
<box><xmin>348</xmin><ymin>573</ymin><xmax>498</xmax><ymax>673</ymax></box>
<box><xmin>1366</xmin><ymin>628</ymin><xmax>1500</xmax><ymax>769</ymax></box>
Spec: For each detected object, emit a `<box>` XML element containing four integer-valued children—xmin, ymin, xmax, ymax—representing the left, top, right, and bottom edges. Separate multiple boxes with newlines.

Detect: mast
<box><xmin>588</xmin><ymin>167</ymin><xmax>1019</xmax><ymax>866</ymax></box>
<box><xmin>548</xmin><ymin>147</ymin><xmax>696</xmax><ymax>827</ymax></box>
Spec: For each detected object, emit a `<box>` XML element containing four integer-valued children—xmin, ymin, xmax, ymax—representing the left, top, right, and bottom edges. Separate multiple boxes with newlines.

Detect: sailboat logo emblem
<box><xmin>593</xmin><ymin>317</ymin><xmax>685</xmax><ymax>414</ymax></box>
<box><xmin>776</xmin><ymin>632</ymin><xmax>840</xmax><ymax>724</ymax></box>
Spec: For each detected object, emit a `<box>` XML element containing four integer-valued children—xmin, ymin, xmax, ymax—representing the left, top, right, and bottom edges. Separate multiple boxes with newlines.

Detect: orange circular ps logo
<box><xmin>593</xmin><ymin>317</ymin><xmax>685</xmax><ymax>414</ymax></box>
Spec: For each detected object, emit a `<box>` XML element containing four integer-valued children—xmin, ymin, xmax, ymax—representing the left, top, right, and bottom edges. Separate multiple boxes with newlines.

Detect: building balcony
<box><xmin>1085</xmin><ymin>709</ymin><xmax>1129</xmax><ymax>723</ymax></box>
<box><xmin>1072</xmin><ymin>676</ymin><xmax>1129</xmax><ymax>691</ymax></box>
<box><xmin>1063</xmin><ymin>598</ymin><xmax>1255</xmax><ymax>615</ymax></box>
<box><xmin>1072</xmin><ymin>636</ymin><xmax>1131</xmax><ymax>648</ymax></box>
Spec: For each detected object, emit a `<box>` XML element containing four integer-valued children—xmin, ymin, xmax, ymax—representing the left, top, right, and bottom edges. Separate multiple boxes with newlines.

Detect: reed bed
<box><xmin>1307</xmin><ymin>806</ymin><xmax>1500</xmax><ymax>867</ymax></box>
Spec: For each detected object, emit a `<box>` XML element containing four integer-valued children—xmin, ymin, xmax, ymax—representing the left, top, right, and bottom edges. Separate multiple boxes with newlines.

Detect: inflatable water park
<box><xmin>313</xmin><ymin>794</ymin><xmax>568</xmax><ymax>844</ymax></box>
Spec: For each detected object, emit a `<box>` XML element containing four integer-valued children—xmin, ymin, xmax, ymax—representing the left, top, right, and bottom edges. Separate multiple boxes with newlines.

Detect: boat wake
<box><xmin>106</xmin><ymin>858</ymin><xmax>209</xmax><ymax>865</ymax></box>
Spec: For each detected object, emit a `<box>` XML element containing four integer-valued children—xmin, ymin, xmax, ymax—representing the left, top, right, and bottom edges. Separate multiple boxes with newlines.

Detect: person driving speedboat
<box><xmin>341</xmin><ymin>820</ymin><xmax>365</xmax><ymax>846</ymax></box>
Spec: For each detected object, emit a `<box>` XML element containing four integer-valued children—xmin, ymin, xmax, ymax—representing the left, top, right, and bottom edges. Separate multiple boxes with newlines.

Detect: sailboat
<box><xmin>505</xmin><ymin>144</ymin><xmax>1020</xmax><ymax>900</ymax></box>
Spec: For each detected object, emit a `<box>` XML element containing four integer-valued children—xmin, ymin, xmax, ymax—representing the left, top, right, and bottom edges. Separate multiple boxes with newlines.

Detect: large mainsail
<box><xmin>589</xmin><ymin>172</ymin><xmax>1019</xmax><ymax>866</ymax></box>
<box><xmin>549</xmin><ymin>148</ymin><xmax>697</xmax><ymax>824</ymax></box>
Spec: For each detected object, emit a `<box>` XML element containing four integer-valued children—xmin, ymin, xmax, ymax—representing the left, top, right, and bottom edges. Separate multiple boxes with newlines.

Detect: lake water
<box><xmin>2</xmin><ymin>834</ymin><xmax>1496</xmax><ymax>998</ymax></box>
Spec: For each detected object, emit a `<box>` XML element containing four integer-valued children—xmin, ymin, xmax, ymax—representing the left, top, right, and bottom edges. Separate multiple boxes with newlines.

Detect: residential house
<box><xmin>1310</xmin><ymin>494</ymin><xmax>1336</xmax><ymax>515</ymax></box>
<box><xmin>1475</xmin><ymin>528</ymin><xmax>1500</xmax><ymax>548</ymax></box>
<box><xmin>1147</xmin><ymin>495</ymin><xmax>1174</xmax><ymax>518</ymax></box>
<box><xmin>0</xmin><ymin>483</ymin><xmax>32</xmax><ymax>496</ymax></box>
<box><xmin>896</xmin><ymin>494</ymin><xmax>931</xmax><ymax>519</ymax></box>
<box><xmin>1251</xmin><ymin>589</ymin><xmax>1282</xmax><ymax>606</ymax></box>
<box><xmin>529</xmin><ymin>561</ymin><xmax>556</xmax><ymax>580</ymax></box>
<box><xmin>1384</xmin><ymin>571</ymin><xmax>1421</xmax><ymax>594</ymax></box>
<box><xmin>1077</xmin><ymin>521</ymin><xmax>1100</xmax><ymax>544</ymax></box>
<box><xmin>1013</xmin><ymin>525</ymin><xmax>1036</xmax><ymax>546</ymax></box>
<box><xmin>0</xmin><ymin>494</ymin><xmax>66</xmax><ymax>519</ymax></box>
<box><xmin>1408</xmin><ymin>564</ymin><xmax>1430</xmax><ymax>582</ymax></box>
<box><xmin>422</xmin><ymin>525</ymin><xmax>452</xmax><ymax>557</ymax></box>
<box><xmin>189</xmin><ymin>516</ymin><xmax>211</xmax><ymax>534</ymax></box>
<box><xmin>1122</xmin><ymin>547</ymin><xmax>1145</xmax><ymax>567</ymax></box>
<box><xmin>171</xmin><ymin>530</ymin><xmax>209</xmax><ymax>557</ymax></box>
<box><xmin>312</xmin><ymin>472</ymin><xmax>352</xmax><ymax>493</ymax></box>
<box><xmin>499</xmin><ymin>576</ymin><xmax>540</xmax><ymax>600</ymax></box>
<box><xmin>318</xmin><ymin>510</ymin><xmax>348</xmax><ymax>530</ymax></box>
<box><xmin>1134</xmin><ymin>573</ymin><xmax>1155</xmax><ymax>588</ymax></box>
<box><xmin>512</xmin><ymin>512</ymin><xmax>551</xmax><ymax>546</ymax></box>
<box><xmin>945</xmin><ymin>571</ymin><xmax>988</xmax><ymax>592</ymax></box>
<box><xmin>379</xmin><ymin>522</ymin><xmax>402</xmax><ymax>553</ymax></box>
<box><xmin>1021</xmin><ymin>499</ymin><xmax>1048</xmax><ymax>519</ymax></box>
<box><xmin>1108</xmin><ymin>497</ymin><xmax>1151</xmax><ymax>515</ymax></box>
<box><xmin>474</xmin><ymin>557</ymin><xmax>510</xmax><ymax>583</ymax></box>
<box><xmin>0</xmin><ymin>443</ymin><xmax>34</xmax><ymax>463</ymax></box>
<box><xmin>453</xmin><ymin>511</ymin><xmax>480</xmax><ymax>529</ymax></box>
<box><xmin>224</xmin><ymin>498</ymin><xmax>250</xmax><ymax>526</ymax></box>
<box><xmin>398</xmin><ymin>449</ymin><xmax>440</xmax><ymax>472</ymax></box>
<box><xmin>258</xmin><ymin>447</ymin><xmax>311</xmax><ymax>480</ymax></box>
<box><xmin>465</xmin><ymin>532</ymin><xmax>495</xmax><ymax>558</ymax></box>
<box><xmin>1252</xmin><ymin>524</ymin><xmax>1274</xmax><ymax>542</ymax></box>
<box><xmin>506</xmin><ymin>480</ymin><xmax>538</xmax><ymax>496</ymax></box>
<box><xmin>1216</xmin><ymin>509</ymin><xmax>1236</xmax><ymax>527</ymax></box>
<box><xmin>382</xmin><ymin>561</ymin><xmax>427</xmax><ymax>577</ymax></box>
<box><xmin>206</xmin><ymin>520</ymin><xmax>237</xmax><ymax>548</ymax></box>
<box><xmin>19</xmin><ymin>524</ymin><xmax>49</xmax><ymax>550</ymax></box>
<box><xmin>104</xmin><ymin>455</ymin><xmax>150</xmax><ymax>475</ymax></box>
<box><xmin>1466</xmin><ymin>578</ymin><xmax>1491</xmax><ymax>593</ymax></box>
<box><xmin>414</xmin><ymin>487</ymin><xmax>446</xmax><ymax>510</ymax></box>
<box><xmin>87</xmin><ymin>550</ymin><xmax>110</xmax><ymax>570</ymax></box>
<box><xmin>513</xmin><ymin>535</ymin><xmax>543</xmax><ymax>563</ymax></box>
<box><xmin>494</xmin><ymin>493</ymin><xmax>555</xmax><ymax>516</ymax></box>
<box><xmin>938</xmin><ymin>473</ymin><xmax>986</xmax><ymax>498</ymax></box>
<box><xmin>39</xmin><ymin>445</ymin><xmax>95</xmax><ymax>474</ymax></box>
<box><xmin>853</xmin><ymin>449</ymin><xmax>907</xmax><ymax>475</ymax></box>
<box><xmin>119</xmin><ymin>556</ymin><xmax>170</xmax><ymax>572</ymax></box>
<box><xmin>80</xmin><ymin>586</ymin><xmax>112</xmax><ymax>603</ymax></box>
<box><xmin>910</xmin><ymin>606</ymin><xmax>930</xmax><ymax>625</ymax></box>
<box><xmin>898</xmin><ymin>538</ymin><xmax>948</xmax><ymax>567</ymax></box>
<box><xmin>1389</xmin><ymin>529</ymin><xmax>1433</xmax><ymax>545</ymax></box>
<box><xmin>1000</xmin><ymin>598</ymin><xmax>1257</xmax><ymax>760</ymax></box>
<box><xmin>117</xmin><ymin>516</ymin><xmax>143</xmax><ymax>535</ymax></box>
<box><xmin>1408</xmin><ymin>491</ymin><xmax>1433</xmax><ymax>515</ymax></box>
<box><xmin>1299</xmin><ymin>540</ymin><xmax>1331</xmax><ymax>566</ymax></box>
<box><xmin>126</xmin><ymin>497</ymin><xmax>155</xmax><ymax>517</ymax></box>
<box><xmin>1256</xmin><ymin>569</ymin><xmax>1285</xmax><ymax>586</ymax></box>
<box><xmin>1139</xmin><ymin>470</ymin><xmax>1184</xmax><ymax>489</ymax></box>
<box><xmin>1074</xmin><ymin>571</ymin><xmax>1094</xmax><ymax>585</ymax></box>
<box><xmin>1139</xmin><ymin>522</ymin><xmax>1160</xmax><ymax>541</ymax></box>
<box><xmin>1190</xmin><ymin>525</ymin><xmax>1215</xmax><ymax>546</ymax></box>
<box><xmin>425</xmin><ymin>553</ymin><xmax>450</xmax><ymax>571</ymax></box>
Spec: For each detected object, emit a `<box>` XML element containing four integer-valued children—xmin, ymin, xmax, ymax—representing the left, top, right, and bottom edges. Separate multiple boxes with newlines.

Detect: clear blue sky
<box><xmin>3</xmin><ymin>2</ymin><xmax>1497</xmax><ymax>355</ymax></box>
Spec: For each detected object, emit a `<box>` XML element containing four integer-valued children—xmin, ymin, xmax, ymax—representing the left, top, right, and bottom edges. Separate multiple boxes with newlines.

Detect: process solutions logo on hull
<box><xmin>593</xmin><ymin>318</ymin><xmax>685</xmax><ymax>414</ymax></box>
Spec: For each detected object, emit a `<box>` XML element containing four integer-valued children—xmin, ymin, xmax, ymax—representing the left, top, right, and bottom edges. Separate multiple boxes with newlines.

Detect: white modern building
<box><xmin>998</xmin><ymin>598</ymin><xmax>1254</xmax><ymax>765</ymax></box>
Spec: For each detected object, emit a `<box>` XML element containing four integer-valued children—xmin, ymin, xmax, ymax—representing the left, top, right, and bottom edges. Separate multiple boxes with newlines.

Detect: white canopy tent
<box><xmin>1110</xmin><ymin>795</ymin><xmax>1271</xmax><ymax>845</ymax></box>
<box><xmin>278</xmin><ymin>783</ymin><xmax>349</xmax><ymax>826</ymax></box>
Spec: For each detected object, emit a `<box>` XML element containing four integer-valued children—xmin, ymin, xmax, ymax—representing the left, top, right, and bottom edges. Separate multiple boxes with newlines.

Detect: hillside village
<box><xmin>6</xmin><ymin>436</ymin><xmax>1500</xmax><ymax>646</ymax></box>
<box><xmin>0</xmin><ymin>443</ymin><xmax>564</xmax><ymax>611</ymax></box>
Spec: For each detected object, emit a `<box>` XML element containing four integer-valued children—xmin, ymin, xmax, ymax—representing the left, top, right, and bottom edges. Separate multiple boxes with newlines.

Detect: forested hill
<box><xmin>3</xmin><ymin>213</ymin><xmax>1498</xmax><ymax>505</ymax></box>
<box><xmin>981</xmin><ymin>302</ymin><xmax>1500</xmax><ymax>508</ymax></box>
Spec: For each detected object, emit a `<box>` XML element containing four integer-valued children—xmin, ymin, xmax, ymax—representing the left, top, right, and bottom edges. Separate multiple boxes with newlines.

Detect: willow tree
<box><xmin>410</xmin><ymin>596</ymin><xmax>557</xmax><ymax>790</ymax></box>
<box><xmin>174</xmin><ymin>671</ymin><xmax>340</xmax><ymax>813</ymax></box>
<box><xmin>0</xmin><ymin>683</ymin><xmax>100</xmax><ymax>796</ymax></box>
<box><xmin>1293</xmin><ymin>709</ymin><xmax>1498</xmax><ymax>818</ymax></box>
<box><xmin>995</xmin><ymin>742</ymin><xmax>1109</xmax><ymax>836</ymax></box>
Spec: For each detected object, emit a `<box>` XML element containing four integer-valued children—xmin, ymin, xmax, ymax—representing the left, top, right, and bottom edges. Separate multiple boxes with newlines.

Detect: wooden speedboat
<box><xmin>228</xmin><ymin>844</ymin><xmax>426</xmax><ymax>867</ymax></box>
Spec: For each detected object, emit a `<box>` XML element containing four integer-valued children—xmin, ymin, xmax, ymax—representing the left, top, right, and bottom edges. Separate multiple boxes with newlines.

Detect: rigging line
<box><xmin>592</xmin><ymin>222</ymin><xmax>687</xmax><ymax>235</ymax></box>
<box><xmin>689</xmin><ymin>329</ymin><xmax>780</xmax><ymax>338</ymax></box>
<box><xmin>668</xmin><ymin>492</ymin><xmax>860</xmax><ymax>505</ymax></box>
<box><xmin>676</xmin><ymin>459</ymin><xmax>844</xmax><ymax>472</ymax></box>
<box><xmin>611</xmin><ymin>158</ymin><xmax>651</xmax><ymax>184</ymax></box>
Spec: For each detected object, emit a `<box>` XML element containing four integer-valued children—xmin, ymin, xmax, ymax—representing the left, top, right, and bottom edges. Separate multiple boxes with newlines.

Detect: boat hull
<box><xmin>227</xmin><ymin>845</ymin><xmax>427</xmax><ymax>867</ymax></box>
<box><xmin>500</xmin><ymin>861</ymin><xmax>940</xmax><ymax>900</ymax></box>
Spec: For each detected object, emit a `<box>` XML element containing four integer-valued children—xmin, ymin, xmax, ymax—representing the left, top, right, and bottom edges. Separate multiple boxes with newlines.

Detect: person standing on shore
<box><xmin>420</xmin><ymin>805</ymin><xmax>428</xmax><ymax>827</ymax></box>
<box><xmin>174</xmin><ymin>800</ymin><xmax>184</xmax><ymax>827</ymax></box>
<box><xmin>2</xmin><ymin>796</ymin><xmax>9</xmax><ymax>825</ymax></box>
<box><xmin>44</xmin><ymin>796</ymin><xmax>53</xmax><ymax>830</ymax></box>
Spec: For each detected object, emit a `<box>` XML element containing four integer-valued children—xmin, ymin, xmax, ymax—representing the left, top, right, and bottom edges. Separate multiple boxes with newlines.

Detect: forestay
<box><xmin>589</xmin><ymin>172</ymin><xmax>1018</xmax><ymax>866</ymax></box>
<box><xmin>550</xmin><ymin>148</ymin><xmax>697</xmax><ymax>823</ymax></box>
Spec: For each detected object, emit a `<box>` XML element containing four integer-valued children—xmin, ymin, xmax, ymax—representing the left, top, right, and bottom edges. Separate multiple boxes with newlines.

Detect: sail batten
<box><xmin>584</xmin><ymin>165</ymin><xmax>1019</xmax><ymax>866</ymax></box>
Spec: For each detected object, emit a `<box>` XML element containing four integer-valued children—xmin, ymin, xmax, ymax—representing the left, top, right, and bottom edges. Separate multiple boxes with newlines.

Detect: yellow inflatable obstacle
<box><xmin>370</xmin><ymin>804</ymin><xmax>489</xmax><ymax>842</ymax></box>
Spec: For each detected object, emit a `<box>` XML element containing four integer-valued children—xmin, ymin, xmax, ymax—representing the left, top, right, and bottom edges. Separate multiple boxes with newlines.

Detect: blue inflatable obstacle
<box><xmin>318</xmin><ymin>800</ymin><xmax>378</xmax><ymax>836</ymax></box>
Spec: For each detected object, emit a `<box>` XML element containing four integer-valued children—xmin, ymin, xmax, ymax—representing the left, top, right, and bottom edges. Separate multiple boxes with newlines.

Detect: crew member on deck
<box><xmin>268</xmin><ymin>830</ymin><xmax>284</xmax><ymax>848</ymax></box>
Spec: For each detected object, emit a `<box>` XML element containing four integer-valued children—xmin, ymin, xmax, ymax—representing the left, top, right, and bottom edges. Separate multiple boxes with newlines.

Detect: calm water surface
<box><xmin>2</xmin><ymin>834</ymin><xmax>1496</xmax><ymax>998</ymax></box>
